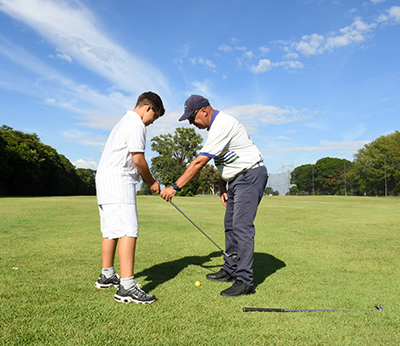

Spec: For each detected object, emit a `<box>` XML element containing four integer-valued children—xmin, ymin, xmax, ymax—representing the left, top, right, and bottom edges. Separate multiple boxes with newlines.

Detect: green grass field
<box><xmin>1</xmin><ymin>195</ymin><xmax>399</xmax><ymax>345</ymax></box>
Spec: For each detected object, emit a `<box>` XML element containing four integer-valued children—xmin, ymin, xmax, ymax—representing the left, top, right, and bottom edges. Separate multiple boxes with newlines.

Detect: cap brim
<box><xmin>179</xmin><ymin>111</ymin><xmax>192</xmax><ymax>121</ymax></box>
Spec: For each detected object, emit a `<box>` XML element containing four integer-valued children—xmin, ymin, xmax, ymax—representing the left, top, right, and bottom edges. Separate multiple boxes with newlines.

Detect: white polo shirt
<box><xmin>96</xmin><ymin>111</ymin><xmax>146</xmax><ymax>204</ymax></box>
<box><xmin>199</xmin><ymin>111</ymin><xmax>264</xmax><ymax>182</ymax></box>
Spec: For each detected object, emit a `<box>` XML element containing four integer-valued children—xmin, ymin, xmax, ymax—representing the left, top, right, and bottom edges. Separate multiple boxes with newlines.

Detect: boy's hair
<box><xmin>136</xmin><ymin>91</ymin><xmax>165</xmax><ymax>117</ymax></box>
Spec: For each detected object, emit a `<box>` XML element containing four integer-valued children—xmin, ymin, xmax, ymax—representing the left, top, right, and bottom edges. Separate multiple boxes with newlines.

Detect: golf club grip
<box><xmin>243</xmin><ymin>307</ymin><xmax>286</xmax><ymax>312</ymax></box>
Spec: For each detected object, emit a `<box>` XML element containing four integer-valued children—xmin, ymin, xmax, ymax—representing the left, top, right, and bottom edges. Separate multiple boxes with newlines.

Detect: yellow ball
<box><xmin>194</xmin><ymin>281</ymin><xmax>201</xmax><ymax>287</ymax></box>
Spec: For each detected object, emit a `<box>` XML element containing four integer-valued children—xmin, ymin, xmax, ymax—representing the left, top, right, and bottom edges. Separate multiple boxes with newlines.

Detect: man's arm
<box><xmin>132</xmin><ymin>152</ymin><xmax>160</xmax><ymax>194</ymax></box>
<box><xmin>160</xmin><ymin>155</ymin><xmax>211</xmax><ymax>202</ymax></box>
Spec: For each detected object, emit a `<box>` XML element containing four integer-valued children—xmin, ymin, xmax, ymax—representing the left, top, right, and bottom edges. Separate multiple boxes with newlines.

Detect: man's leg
<box><xmin>220</xmin><ymin>166</ymin><xmax>268</xmax><ymax>296</ymax></box>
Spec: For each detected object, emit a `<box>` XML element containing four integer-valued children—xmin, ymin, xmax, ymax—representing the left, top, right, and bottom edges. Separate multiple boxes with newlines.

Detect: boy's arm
<box><xmin>131</xmin><ymin>152</ymin><xmax>160</xmax><ymax>194</ymax></box>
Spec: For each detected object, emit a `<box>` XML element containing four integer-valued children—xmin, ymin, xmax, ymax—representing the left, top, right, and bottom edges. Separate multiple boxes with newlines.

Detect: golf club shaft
<box><xmin>243</xmin><ymin>305</ymin><xmax>383</xmax><ymax>312</ymax></box>
<box><xmin>170</xmin><ymin>201</ymin><xmax>226</xmax><ymax>255</ymax></box>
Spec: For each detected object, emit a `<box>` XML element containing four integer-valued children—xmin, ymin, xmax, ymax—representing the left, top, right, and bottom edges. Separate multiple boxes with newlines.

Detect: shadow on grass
<box><xmin>136</xmin><ymin>251</ymin><xmax>285</xmax><ymax>292</ymax></box>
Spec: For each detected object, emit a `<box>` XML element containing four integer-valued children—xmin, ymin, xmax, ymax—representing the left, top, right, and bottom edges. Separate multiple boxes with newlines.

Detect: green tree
<box><xmin>0</xmin><ymin>125</ymin><xmax>95</xmax><ymax>196</ymax></box>
<box><xmin>151</xmin><ymin>127</ymin><xmax>203</xmax><ymax>196</ymax></box>
<box><xmin>290</xmin><ymin>164</ymin><xmax>314</xmax><ymax>194</ymax></box>
<box><xmin>76</xmin><ymin>168</ymin><xmax>97</xmax><ymax>195</ymax></box>
<box><xmin>265</xmin><ymin>187</ymin><xmax>279</xmax><ymax>196</ymax></box>
<box><xmin>353</xmin><ymin>131</ymin><xmax>400</xmax><ymax>196</ymax></box>
<box><xmin>290</xmin><ymin>158</ymin><xmax>354</xmax><ymax>195</ymax></box>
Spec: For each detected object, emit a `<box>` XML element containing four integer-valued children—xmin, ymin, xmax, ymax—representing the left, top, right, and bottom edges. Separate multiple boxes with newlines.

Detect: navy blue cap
<box><xmin>179</xmin><ymin>95</ymin><xmax>210</xmax><ymax>121</ymax></box>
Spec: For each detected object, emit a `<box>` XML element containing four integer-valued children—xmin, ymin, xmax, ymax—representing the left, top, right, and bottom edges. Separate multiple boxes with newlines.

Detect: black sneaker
<box><xmin>206</xmin><ymin>269</ymin><xmax>235</xmax><ymax>282</ymax></box>
<box><xmin>220</xmin><ymin>280</ymin><xmax>255</xmax><ymax>297</ymax></box>
<box><xmin>95</xmin><ymin>273</ymin><xmax>120</xmax><ymax>289</ymax></box>
<box><xmin>114</xmin><ymin>283</ymin><xmax>156</xmax><ymax>304</ymax></box>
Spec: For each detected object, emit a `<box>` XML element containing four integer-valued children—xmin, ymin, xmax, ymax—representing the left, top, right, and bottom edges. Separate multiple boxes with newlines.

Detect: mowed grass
<box><xmin>1</xmin><ymin>195</ymin><xmax>399</xmax><ymax>345</ymax></box>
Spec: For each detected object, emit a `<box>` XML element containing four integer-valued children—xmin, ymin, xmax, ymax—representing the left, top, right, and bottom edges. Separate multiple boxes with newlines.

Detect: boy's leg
<box><xmin>118</xmin><ymin>235</ymin><xmax>137</xmax><ymax>278</ymax></box>
<box><xmin>96</xmin><ymin>238</ymin><xmax>120</xmax><ymax>289</ymax></box>
<box><xmin>102</xmin><ymin>238</ymin><xmax>118</xmax><ymax>268</ymax></box>
<box><xmin>114</xmin><ymin>235</ymin><xmax>156</xmax><ymax>304</ymax></box>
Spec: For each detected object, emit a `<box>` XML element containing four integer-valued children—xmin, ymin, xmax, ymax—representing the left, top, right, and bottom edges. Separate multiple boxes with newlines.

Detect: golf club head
<box><xmin>375</xmin><ymin>305</ymin><xmax>383</xmax><ymax>311</ymax></box>
<box><xmin>225</xmin><ymin>252</ymin><xmax>238</xmax><ymax>258</ymax></box>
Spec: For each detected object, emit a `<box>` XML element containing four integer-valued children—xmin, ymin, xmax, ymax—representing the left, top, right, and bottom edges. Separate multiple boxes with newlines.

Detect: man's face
<box><xmin>189</xmin><ymin>107</ymin><xmax>208</xmax><ymax>129</ymax></box>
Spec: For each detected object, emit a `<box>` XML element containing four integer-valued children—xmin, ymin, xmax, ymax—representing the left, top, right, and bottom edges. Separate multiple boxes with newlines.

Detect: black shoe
<box><xmin>206</xmin><ymin>269</ymin><xmax>235</xmax><ymax>282</ymax></box>
<box><xmin>114</xmin><ymin>283</ymin><xmax>156</xmax><ymax>304</ymax></box>
<box><xmin>220</xmin><ymin>280</ymin><xmax>255</xmax><ymax>297</ymax></box>
<box><xmin>95</xmin><ymin>273</ymin><xmax>120</xmax><ymax>289</ymax></box>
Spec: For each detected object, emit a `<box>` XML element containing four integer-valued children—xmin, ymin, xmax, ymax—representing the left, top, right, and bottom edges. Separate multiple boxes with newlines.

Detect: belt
<box><xmin>234</xmin><ymin>161</ymin><xmax>264</xmax><ymax>179</ymax></box>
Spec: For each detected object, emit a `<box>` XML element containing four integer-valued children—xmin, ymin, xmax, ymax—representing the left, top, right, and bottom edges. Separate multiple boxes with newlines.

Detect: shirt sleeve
<box><xmin>126</xmin><ymin>120</ymin><xmax>146</xmax><ymax>153</ymax></box>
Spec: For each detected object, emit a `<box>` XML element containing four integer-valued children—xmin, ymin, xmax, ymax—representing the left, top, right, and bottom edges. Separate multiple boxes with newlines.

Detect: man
<box><xmin>95</xmin><ymin>91</ymin><xmax>164</xmax><ymax>304</ymax></box>
<box><xmin>161</xmin><ymin>95</ymin><xmax>268</xmax><ymax>297</ymax></box>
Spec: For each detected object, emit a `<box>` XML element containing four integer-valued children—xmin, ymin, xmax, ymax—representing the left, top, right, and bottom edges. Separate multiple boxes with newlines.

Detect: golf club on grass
<box><xmin>243</xmin><ymin>305</ymin><xmax>383</xmax><ymax>312</ymax></box>
<box><xmin>170</xmin><ymin>201</ymin><xmax>238</xmax><ymax>258</ymax></box>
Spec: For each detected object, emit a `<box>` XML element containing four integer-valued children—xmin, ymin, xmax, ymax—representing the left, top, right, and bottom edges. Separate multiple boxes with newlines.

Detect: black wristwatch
<box><xmin>173</xmin><ymin>183</ymin><xmax>181</xmax><ymax>192</ymax></box>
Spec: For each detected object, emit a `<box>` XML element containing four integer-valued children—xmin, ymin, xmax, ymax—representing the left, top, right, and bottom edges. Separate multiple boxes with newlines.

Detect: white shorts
<box><xmin>99</xmin><ymin>204</ymin><xmax>139</xmax><ymax>239</ymax></box>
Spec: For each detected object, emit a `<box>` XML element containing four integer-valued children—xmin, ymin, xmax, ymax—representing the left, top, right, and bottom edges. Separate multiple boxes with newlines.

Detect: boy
<box><xmin>95</xmin><ymin>91</ymin><xmax>164</xmax><ymax>304</ymax></box>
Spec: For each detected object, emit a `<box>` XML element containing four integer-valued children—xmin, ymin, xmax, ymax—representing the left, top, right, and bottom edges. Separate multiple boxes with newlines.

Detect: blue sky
<box><xmin>1</xmin><ymin>0</ymin><xmax>399</xmax><ymax>175</ymax></box>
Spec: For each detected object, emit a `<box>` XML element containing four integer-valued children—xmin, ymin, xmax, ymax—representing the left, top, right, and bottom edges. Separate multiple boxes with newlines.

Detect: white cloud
<box><xmin>259</xmin><ymin>46</ymin><xmax>270</xmax><ymax>55</ymax></box>
<box><xmin>218</xmin><ymin>44</ymin><xmax>232</xmax><ymax>52</ymax></box>
<box><xmin>324</xmin><ymin>19</ymin><xmax>376</xmax><ymax>51</ymax></box>
<box><xmin>53</xmin><ymin>48</ymin><xmax>72</xmax><ymax>63</ymax></box>
<box><xmin>371</xmin><ymin>0</ymin><xmax>386</xmax><ymax>3</ymax></box>
<box><xmin>296</xmin><ymin>34</ymin><xmax>325</xmax><ymax>55</ymax></box>
<box><xmin>250</xmin><ymin>59</ymin><xmax>303</xmax><ymax>73</ymax></box>
<box><xmin>0</xmin><ymin>0</ymin><xmax>170</xmax><ymax>96</ymax></box>
<box><xmin>284</xmin><ymin>52</ymin><xmax>299</xmax><ymax>59</ymax></box>
<box><xmin>388</xmin><ymin>6</ymin><xmax>400</xmax><ymax>22</ymax></box>
<box><xmin>342</xmin><ymin>124</ymin><xmax>366</xmax><ymax>142</ymax></box>
<box><xmin>266</xmin><ymin>140</ymin><xmax>370</xmax><ymax>155</ymax></box>
<box><xmin>250</xmin><ymin>59</ymin><xmax>272</xmax><ymax>73</ymax></box>
<box><xmin>62</xmin><ymin>130</ymin><xmax>107</xmax><ymax>151</ymax></box>
<box><xmin>190</xmin><ymin>57</ymin><xmax>216</xmax><ymax>70</ymax></box>
<box><xmin>244</xmin><ymin>51</ymin><xmax>254</xmax><ymax>59</ymax></box>
<box><xmin>73</xmin><ymin>159</ymin><xmax>98</xmax><ymax>170</ymax></box>
<box><xmin>293</xmin><ymin>9</ymin><xmax>400</xmax><ymax>57</ymax></box>
<box><xmin>223</xmin><ymin>104</ymin><xmax>311</xmax><ymax>126</ymax></box>
<box><xmin>278</xmin><ymin>60</ymin><xmax>304</xmax><ymax>69</ymax></box>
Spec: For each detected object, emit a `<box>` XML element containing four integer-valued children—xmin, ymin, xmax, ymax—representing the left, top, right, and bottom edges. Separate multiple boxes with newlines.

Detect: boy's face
<box><xmin>142</xmin><ymin>106</ymin><xmax>159</xmax><ymax>126</ymax></box>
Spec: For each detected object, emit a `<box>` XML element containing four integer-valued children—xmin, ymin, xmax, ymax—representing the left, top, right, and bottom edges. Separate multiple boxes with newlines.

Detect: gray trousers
<box><xmin>222</xmin><ymin>165</ymin><xmax>268</xmax><ymax>286</ymax></box>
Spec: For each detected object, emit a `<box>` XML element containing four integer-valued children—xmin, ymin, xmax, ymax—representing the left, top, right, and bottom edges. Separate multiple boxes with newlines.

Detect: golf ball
<box><xmin>194</xmin><ymin>281</ymin><xmax>201</xmax><ymax>287</ymax></box>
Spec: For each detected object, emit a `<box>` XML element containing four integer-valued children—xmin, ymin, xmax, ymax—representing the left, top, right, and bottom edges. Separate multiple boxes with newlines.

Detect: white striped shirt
<box><xmin>199</xmin><ymin>111</ymin><xmax>263</xmax><ymax>181</ymax></box>
<box><xmin>96</xmin><ymin>111</ymin><xmax>146</xmax><ymax>204</ymax></box>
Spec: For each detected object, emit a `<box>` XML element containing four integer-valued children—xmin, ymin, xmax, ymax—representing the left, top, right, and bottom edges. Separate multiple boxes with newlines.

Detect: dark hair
<box><xmin>136</xmin><ymin>91</ymin><xmax>165</xmax><ymax>117</ymax></box>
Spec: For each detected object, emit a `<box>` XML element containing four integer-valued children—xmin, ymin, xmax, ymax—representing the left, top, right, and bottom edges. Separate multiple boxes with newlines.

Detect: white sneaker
<box><xmin>114</xmin><ymin>283</ymin><xmax>156</xmax><ymax>304</ymax></box>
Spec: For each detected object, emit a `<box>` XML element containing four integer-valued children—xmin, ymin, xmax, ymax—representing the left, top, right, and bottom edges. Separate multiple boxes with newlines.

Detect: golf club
<box><xmin>170</xmin><ymin>201</ymin><xmax>238</xmax><ymax>258</ymax></box>
<box><xmin>243</xmin><ymin>305</ymin><xmax>383</xmax><ymax>312</ymax></box>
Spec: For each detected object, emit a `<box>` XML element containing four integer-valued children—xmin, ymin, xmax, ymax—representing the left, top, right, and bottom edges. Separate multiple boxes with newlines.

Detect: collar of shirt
<box><xmin>208</xmin><ymin>110</ymin><xmax>220</xmax><ymax>131</ymax></box>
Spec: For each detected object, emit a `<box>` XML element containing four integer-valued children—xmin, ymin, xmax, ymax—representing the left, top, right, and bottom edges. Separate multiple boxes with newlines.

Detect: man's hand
<box><xmin>160</xmin><ymin>186</ymin><xmax>177</xmax><ymax>202</ymax></box>
<box><xmin>220</xmin><ymin>192</ymin><xmax>228</xmax><ymax>207</ymax></box>
<box><xmin>149</xmin><ymin>181</ymin><xmax>161</xmax><ymax>194</ymax></box>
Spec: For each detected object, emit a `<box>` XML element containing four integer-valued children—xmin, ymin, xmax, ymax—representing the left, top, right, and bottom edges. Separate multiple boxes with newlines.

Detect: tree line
<box><xmin>0</xmin><ymin>125</ymin><xmax>95</xmax><ymax>196</ymax></box>
<box><xmin>290</xmin><ymin>131</ymin><xmax>400</xmax><ymax>196</ymax></box>
<box><xmin>2</xmin><ymin>124</ymin><xmax>398</xmax><ymax>197</ymax></box>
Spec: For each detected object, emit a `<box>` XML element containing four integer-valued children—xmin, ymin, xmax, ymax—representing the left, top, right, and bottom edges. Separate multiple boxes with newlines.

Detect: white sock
<box><xmin>120</xmin><ymin>276</ymin><xmax>135</xmax><ymax>290</ymax></box>
<box><xmin>102</xmin><ymin>267</ymin><xmax>115</xmax><ymax>278</ymax></box>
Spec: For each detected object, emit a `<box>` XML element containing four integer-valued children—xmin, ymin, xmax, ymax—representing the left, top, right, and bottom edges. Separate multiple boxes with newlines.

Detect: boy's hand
<box><xmin>150</xmin><ymin>181</ymin><xmax>161</xmax><ymax>194</ymax></box>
